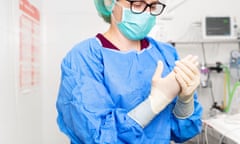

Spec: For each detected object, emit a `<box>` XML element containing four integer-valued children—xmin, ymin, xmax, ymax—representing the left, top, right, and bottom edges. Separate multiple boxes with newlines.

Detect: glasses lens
<box><xmin>131</xmin><ymin>1</ymin><xmax>147</xmax><ymax>13</ymax></box>
<box><xmin>150</xmin><ymin>3</ymin><xmax>164</xmax><ymax>15</ymax></box>
<box><xmin>129</xmin><ymin>1</ymin><xmax>165</xmax><ymax>15</ymax></box>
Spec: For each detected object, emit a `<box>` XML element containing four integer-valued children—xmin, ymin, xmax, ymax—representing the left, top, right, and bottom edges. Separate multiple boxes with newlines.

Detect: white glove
<box><xmin>174</xmin><ymin>55</ymin><xmax>200</xmax><ymax>103</ymax></box>
<box><xmin>149</xmin><ymin>61</ymin><xmax>180</xmax><ymax>113</ymax></box>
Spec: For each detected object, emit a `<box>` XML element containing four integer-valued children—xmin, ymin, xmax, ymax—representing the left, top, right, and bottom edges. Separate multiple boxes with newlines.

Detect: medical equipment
<box><xmin>199</xmin><ymin>61</ymin><xmax>224</xmax><ymax>113</ymax></box>
<box><xmin>221</xmin><ymin>65</ymin><xmax>240</xmax><ymax>113</ymax></box>
<box><xmin>230</xmin><ymin>50</ymin><xmax>240</xmax><ymax>69</ymax></box>
<box><xmin>204</xmin><ymin>61</ymin><xmax>240</xmax><ymax>114</ymax></box>
<box><xmin>200</xmin><ymin>63</ymin><xmax>210</xmax><ymax>88</ymax></box>
<box><xmin>200</xmin><ymin>43</ymin><xmax>210</xmax><ymax>88</ymax></box>
<box><xmin>202</xmin><ymin>16</ymin><xmax>237</xmax><ymax>40</ymax></box>
<box><xmin>204</xmin><ymin>61</ymin><xmax>240</xmax><ymax>113</ymax></box>
<box><xmin>208</xmin><ymin>62</ymin><xmax>224</xmax><ymax>112</ymax></box>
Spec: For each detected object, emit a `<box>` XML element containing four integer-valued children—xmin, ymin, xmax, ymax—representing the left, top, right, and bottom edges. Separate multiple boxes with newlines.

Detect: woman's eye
<box><xmin>132</xmin><ymin>2</ymin><xmax>145</xmax><ymax>8</ymax></box>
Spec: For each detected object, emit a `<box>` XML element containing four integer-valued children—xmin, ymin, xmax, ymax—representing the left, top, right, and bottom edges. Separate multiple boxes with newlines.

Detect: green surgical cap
<box><xmin>94</xmin><ymin>0</ymin><xmax>115</xmax><ymax>23</ymax></box>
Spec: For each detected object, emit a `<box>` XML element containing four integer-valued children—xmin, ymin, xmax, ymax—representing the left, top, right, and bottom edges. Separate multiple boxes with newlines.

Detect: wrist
<box><xmin>149</xmin><ymin>92</ymin><xmax>172</xmax><ymax>114</ymax></box>
<box><xmin>128</xmin><ymin>98</ymin><xmax>156</xmax><ymax>128</ymax></box>
<box><xmin>173</xmin><ymin>96</ymin><xmax>194</xmax><ymax>119</ymax></box>
<box><xmin>178</xmin><ymin>94</ymin><xmax>193</xmax><ymax>103</ymax></box>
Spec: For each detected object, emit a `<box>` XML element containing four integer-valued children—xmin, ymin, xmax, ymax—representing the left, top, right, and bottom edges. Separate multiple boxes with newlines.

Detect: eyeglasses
<box><xmin>126</xmin><ymin>0</ymin><xmax>166</xmax><ymax>16</ymax></box>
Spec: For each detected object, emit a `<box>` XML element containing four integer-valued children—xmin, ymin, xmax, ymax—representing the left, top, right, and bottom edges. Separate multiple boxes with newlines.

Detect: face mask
<box><xmin>114</xmin><ymin>3</ymin><xmax>156</xmax><ymax>40</ymax></box>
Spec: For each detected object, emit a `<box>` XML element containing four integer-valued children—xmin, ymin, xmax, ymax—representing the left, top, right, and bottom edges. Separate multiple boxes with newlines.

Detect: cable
<box><xmin>201</xmin><ymin>43</ymin><xmax>207</xmax><ymax>66</ymax></box>
<box><xmin>196</xmin><ymin>133</ymin><xmax>200</xmax><ymax>144</ymax></box>
<box><xmin>204</xmin><ymin>123</ymin><xmax>209</xmax><ymax>144</ymax></box>
<box><xmin>222</xmin><ymin>65</ymin><xmax>240</xmax><ymax>113</ymax></box>
<box><xmin>223</xmin><ymin>70</ymin><xmax>227</xmax><ymax>110</ymax></box>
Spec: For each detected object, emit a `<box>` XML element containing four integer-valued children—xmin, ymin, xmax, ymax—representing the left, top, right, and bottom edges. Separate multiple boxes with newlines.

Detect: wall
<box><xmin>17</xmin><ymin>0</ymin><xmax>43</xmax><ymax>143</ymax></box>
<box><xmin>156</xmin><ymin>0</ymin><xmax>240</xmax><ymax>42</ymax></box>
<box><xmin>41</xmin><ymin>0</ymin><xmax>240</xmax><ymax>143</ymax></box>
<box><xmin>0</xmin><ymin>1</ymin><xmax>17</xmax><ymax>144</ymax></box>
<box><xmin>0</xmin><ymin>0</ymin><xmax>42</xmax><ymax>143</ymax></box>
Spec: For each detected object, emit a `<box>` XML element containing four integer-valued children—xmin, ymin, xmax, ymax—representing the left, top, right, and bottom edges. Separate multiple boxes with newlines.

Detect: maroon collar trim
<box><xmin>96</xmin><ymin>33</ymin><xmax>149</xmax><ymax>51</ymax></box>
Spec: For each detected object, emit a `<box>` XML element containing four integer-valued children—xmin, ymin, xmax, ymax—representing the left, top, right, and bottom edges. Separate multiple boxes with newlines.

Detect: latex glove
<box><xmin>174</xmin><ymin>55</ymin><xmax>200</xmax><ymax>103</ymax></box>
<box><xmin>149</xmin><ymin>61</ymin><xmax>180</xmax><ymax>114</ymax></box>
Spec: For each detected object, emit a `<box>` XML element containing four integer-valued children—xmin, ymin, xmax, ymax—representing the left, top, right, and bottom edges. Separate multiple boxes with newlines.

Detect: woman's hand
<box><xmin>149</xmin><ymin>61</ymin><xmax>180</xmax><ymax>113</ymax></box>
<box><xmin>174</xmin><ymin>55</ymin><xmax>200</xmax><ymax>102</ymax></box>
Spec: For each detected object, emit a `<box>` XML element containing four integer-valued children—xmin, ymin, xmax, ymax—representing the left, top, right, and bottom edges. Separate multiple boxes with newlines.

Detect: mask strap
<box><xmin>111</xmin><ymin>12</ymin><xmax>120</xmax><ymax>24</ymax></box>
<box><xmin>111</xmin><ymin>1</ymin><xmax>124</xmax><ymax>24</ymax></box>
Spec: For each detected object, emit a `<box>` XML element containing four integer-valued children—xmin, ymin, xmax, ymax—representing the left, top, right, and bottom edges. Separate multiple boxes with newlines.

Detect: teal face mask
<box><xmin>116</xmin><ymin>6</ymin><xmax>156</xmax><ymax>40</ymax></box>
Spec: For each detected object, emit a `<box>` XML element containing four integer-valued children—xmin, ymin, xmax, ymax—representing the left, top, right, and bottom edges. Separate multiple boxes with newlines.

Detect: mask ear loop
<box><xmin>110</xmin><ymin>1</ymin><xmax>125</xmax><ymax>24</ymax></box>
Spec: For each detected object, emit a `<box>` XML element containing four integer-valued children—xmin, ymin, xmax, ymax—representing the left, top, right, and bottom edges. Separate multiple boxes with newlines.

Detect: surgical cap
<box><xmin>94</xmin><ymin>0</ymin><xmax>116</xmax><ymax>23</ymax></box>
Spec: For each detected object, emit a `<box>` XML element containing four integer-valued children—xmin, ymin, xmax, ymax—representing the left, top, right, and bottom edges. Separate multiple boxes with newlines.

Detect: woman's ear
<box><xmin>104</xmin><ymin>0</ymin><xmax>115</xmax><ymax>12</ymax></box>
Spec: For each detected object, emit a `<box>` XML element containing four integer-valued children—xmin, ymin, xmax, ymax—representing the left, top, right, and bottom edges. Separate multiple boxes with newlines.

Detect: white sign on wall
<box><xmin>19</xmin><ymin>0</ymin><xmax>41</xmax><ymax>92</ymax></box>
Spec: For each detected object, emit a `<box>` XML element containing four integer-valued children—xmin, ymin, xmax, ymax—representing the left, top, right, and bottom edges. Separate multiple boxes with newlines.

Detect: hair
<box><xmin>99</xmin><ymin>13</ymin><xmax>111</xmax><ymax>23</ymax></box>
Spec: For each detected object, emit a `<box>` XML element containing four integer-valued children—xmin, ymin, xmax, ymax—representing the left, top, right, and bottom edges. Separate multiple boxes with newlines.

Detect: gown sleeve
<box><xmin>170</xmin><ymin>92</ymin><xmax>203</xmax><ymax>143</ymax></box>
<box><xmin>56</xmin><ymin>44</ymin><xmax>145</xmax><ymax>144</ymax></box>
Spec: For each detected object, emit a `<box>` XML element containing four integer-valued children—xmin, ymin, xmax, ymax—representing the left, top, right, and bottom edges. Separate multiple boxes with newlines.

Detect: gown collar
<box><xmin>96</xmin><ymin>33</ymin><xmax>149</xmax><ymax>51</ymax></box>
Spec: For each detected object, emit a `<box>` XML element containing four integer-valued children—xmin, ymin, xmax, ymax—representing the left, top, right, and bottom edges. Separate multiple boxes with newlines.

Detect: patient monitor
<box><xmin>202</xmin><ymin>16</ymin><xmax>237</xmax><ymax>40</ymax></box>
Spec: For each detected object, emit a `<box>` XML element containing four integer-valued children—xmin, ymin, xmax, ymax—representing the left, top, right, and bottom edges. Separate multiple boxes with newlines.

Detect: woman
<box><xmin>56</xmin><ymin>0</ymin><xmax>203</xmax><ymax>143</ymax></box>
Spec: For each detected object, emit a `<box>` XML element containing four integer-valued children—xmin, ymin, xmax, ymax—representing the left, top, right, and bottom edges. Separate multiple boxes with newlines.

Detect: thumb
<box><xmin>152</xmin><ymin>61</ymin><xmax>163</xmax><ymax>80</ymax></box>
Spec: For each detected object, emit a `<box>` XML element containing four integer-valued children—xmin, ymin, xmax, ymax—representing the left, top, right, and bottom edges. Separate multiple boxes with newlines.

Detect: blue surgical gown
<box><xmin>56</xmin><ymin>36</ymin><xmax>203</xmax><ymax>144</ymax></box>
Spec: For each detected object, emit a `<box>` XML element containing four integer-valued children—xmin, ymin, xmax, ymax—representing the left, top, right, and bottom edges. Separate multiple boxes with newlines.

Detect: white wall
<box><xmin>16</xmin><ymin>0</ymin><xmax>43</xmax><ymax>143</ymax></box>
<box><xmin>0</xmin><ymin>1</ymin><xmax>17</xmax><ymax>144</ymax></box>
<box><xmin>0</xmin><ymin>0</ymin><xmax>42</xmax><ymax>144</ymax></box>
<box><xmin>157</xmin><ymin>0</ymin><xmax>240</xmax><ymax>41</ymax></box>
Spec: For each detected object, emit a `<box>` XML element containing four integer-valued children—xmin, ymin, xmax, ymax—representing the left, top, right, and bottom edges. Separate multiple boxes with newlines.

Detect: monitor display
<box><xmin>202</xmin><ymin>16</ymin><xmax>236</xmax><ymax>40</ymax></box>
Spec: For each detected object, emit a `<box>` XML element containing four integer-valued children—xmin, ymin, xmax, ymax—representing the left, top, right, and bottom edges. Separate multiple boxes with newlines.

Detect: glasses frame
<box><xmin>125</xmin><ymin>0</ymin><xmax>166</xmax><ymax>16</ymax></box>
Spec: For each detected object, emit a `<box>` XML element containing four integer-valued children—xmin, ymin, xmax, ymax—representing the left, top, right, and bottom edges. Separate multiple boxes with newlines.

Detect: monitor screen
<box><xmin>206</xmin><ymin>17</ymin><xmax>231</xmax><ymax>36</ymax></box>
<box><xmin>202</xmin><ymin>16</ymin><xmax>236</xmax><ymax>40</ymax></box>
